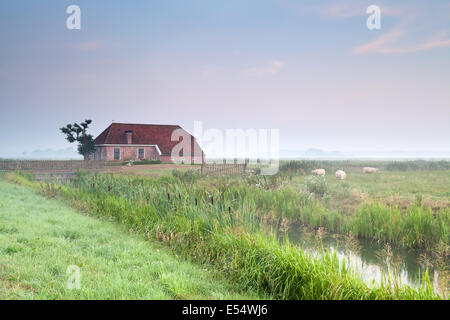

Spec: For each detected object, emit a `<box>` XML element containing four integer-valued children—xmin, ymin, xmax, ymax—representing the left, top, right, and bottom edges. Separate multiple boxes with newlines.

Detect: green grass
<box><xmin>0</xmin><ymin>180</ymin><xmax>265</xmax><ymax>299</ymax></box>
<box><xmin>19</xmin><ymin>171</ymin><xmax>441</xmax><ymax>299</ymax></box>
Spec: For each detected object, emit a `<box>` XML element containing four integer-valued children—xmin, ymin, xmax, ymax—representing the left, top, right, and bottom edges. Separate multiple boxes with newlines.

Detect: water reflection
<box><xmin>280</xmin><ymin>225</ymin><xmax>447</xmax><ymax>293</ymax></box>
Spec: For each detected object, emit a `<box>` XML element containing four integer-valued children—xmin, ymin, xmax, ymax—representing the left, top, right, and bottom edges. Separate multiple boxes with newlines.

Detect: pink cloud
<box><xmin>353</xmin><ymin>30</ymin><xmax>403</xmax><ymax>54</ymax></box>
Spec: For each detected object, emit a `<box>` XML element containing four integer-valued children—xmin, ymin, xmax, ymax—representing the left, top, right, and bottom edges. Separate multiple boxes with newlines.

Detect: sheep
<box><xmin>363</xmin><ymin>167</ymin><xmax>379</xmax><ymax>174</ymax></box>
<box><xmin>335</xmin><ymin>170</ymin><xmax>346</xmax><ymax>180</ymax></box>
<box><xmin>311</xmin><ymin>169</ymin><xmax>326</xmax><ymax>176</ymax></box>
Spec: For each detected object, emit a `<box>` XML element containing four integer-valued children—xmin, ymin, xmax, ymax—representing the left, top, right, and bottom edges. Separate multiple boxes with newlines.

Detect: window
<box><xmin>114</xmin><ymin>148</ymin><xmax>120</xmax><ymax>160</ymax></box>
<box><xmin>138</xmin><ymin>148</ymin><xmax>145</xmax><ymax>159</ymax></box>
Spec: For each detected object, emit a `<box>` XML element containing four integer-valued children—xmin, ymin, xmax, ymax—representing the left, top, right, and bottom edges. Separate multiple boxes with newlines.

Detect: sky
<box><xmin>0</xmin><ymin>0</ymin><xmax>449</xmax><ymax>157</ymax></box>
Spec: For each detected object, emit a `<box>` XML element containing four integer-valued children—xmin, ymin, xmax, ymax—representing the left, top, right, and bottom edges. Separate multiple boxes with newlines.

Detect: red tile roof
<box><xmin>94</xmin><ymin>123</ymin><xmax>203</xmax><ymax>156</ymax></box>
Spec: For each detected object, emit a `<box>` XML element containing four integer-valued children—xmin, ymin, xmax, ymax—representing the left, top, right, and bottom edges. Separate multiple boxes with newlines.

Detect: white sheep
<box><xmin>363</xmin><ymin>167</ymin><xmax>379</xmax><ymax>174</ymax></box>
<box><xmin>335</xmin><ymin>170</ymin><xmax>346</xmax><ymax>180</ymax></box>
<box><xmin>311</xmin><ymin>169</ymin><xmax>326</xmax><ymax>176</ymax></box>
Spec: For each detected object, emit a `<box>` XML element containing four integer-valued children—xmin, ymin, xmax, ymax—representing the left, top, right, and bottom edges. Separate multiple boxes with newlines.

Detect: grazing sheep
<box><xmin>335</xmin><ymin>170</ymin><xmax>346</xmax><ymax>180</ymax></box>
<box><xmin>363</xmin><ymin>167</ymin><xmax>379</xmax><ymax>174</ymax></box>
<box><xmin>311</xmin><ymin>169</ymin><xmax>326</xmax><ymax>176</ymax></box>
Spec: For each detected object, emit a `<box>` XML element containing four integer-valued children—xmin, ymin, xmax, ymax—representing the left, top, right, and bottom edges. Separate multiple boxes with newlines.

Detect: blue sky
<box><xmin>0</xmin><ymin>0</ymin><xmax>449</xmax><ymax>156</ymax></box>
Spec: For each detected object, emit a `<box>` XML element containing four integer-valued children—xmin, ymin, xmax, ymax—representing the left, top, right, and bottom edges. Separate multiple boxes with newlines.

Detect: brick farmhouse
<box><xmin>92</xmin><ymin>123</ymin><xmax>204</xmax><ymax>163</ymax></box>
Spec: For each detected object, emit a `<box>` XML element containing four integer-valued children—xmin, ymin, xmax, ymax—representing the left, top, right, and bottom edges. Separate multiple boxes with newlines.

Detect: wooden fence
<box><xmin>0</xmin><ymin>160</ymin><xmax>117</xmax><ymax>171</ymax></box>
<box><xmin>0</xmin><ymin>160</ymin><xmax>121</xmax><ymax>181</ymax></box>
<box><xmin>200</xmin><ymin>163</ymin><xmax>247</xmax><ymax>176</ymax></box>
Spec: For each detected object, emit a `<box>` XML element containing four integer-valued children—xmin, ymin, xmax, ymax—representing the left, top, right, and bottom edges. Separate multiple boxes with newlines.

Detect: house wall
<box><xmin>93</xmin><ymin>145</ymin><xmax>204</xmax><ymax>163</ymax></box>
<box><xmin>93</xmin><ymin>146</ymin><xmax>160</xmax><ymax>161</ymax></box>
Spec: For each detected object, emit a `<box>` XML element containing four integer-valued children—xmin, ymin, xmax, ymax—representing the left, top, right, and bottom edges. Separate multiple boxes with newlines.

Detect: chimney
<box><xmin>125</xmin><ymin>130</ymin><xmax>133</xmax><ymax>144</ymax></box>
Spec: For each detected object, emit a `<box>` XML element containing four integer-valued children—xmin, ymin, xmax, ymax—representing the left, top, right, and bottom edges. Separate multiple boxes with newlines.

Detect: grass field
<box><xmin>6</xmin><ymin>170</ymin><xmax>440</xmax><ymax>299</ymax></box>
<box><xmin>0</xmin><ymin>180</ymin><xmax>264</xmax><ymax>299</ymax></box>
<box><xmin>1</xmin><ymin>159</ymin><xmax>448</xmax><ymax>300</ymax></box>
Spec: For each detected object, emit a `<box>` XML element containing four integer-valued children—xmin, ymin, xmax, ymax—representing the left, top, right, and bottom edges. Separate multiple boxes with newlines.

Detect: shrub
<box><xmin>306</xmin><ymin>176</ymin><xmax>328</xmax><ymax>197</ymax></box>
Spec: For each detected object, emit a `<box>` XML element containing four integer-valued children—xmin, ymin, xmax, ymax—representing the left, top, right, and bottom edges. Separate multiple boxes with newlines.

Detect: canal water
<box><xmin>280</xmin><ymin>225</ymin><xmax>447</xmax><ymax>294</ymax></box>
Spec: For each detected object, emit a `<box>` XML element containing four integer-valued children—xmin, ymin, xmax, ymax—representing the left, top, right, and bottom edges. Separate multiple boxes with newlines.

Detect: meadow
<box><xmin>1</xmin><ymin>159</ymin><xmax>448</xmax><ymax>300</ymax></box>
<box><xmin>0</xmin><ymin>180</ymin><xmax>264</xmax><ymax>299</ymax></box>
